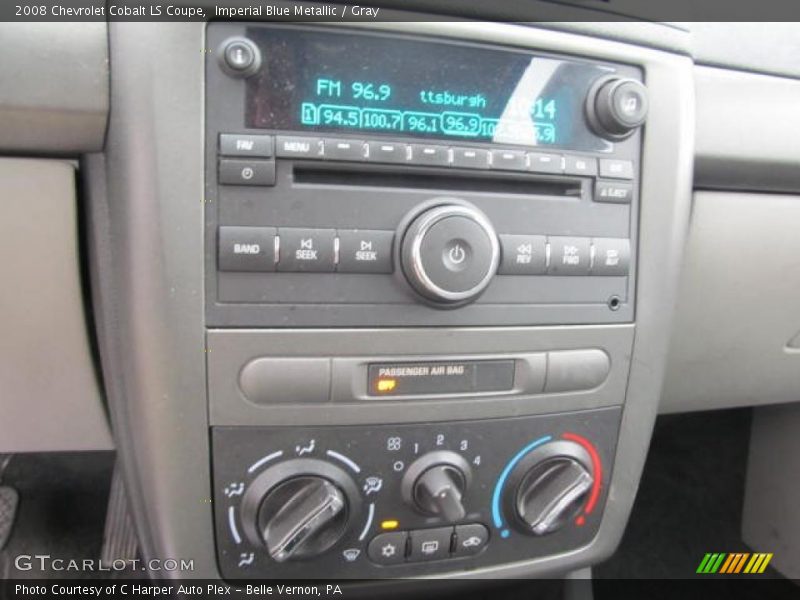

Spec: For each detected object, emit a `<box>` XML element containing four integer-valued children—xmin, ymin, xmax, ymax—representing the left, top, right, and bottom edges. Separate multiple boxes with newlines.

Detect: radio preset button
<box><xmin>218</xmin><ymin>159</ymin><xmax>276</xmax><ymax>186</ymax></box>
<box><xmin>322</xmin><ymin>138</ymin><xmax>365</xmax><ymax>161</ymax></box>
<box><xmin>277</xmin><ymin>228</ymin><xmax>336</xmax><ymax>272</ymax></box>
<box><xmin>337</xmin><ymin>230</ymin><xmax>394</xmax><ymax>274</ymax></box>
<box><xmin>219</xmin><ymin>133</ymin><xmax>273</xmax><ymax>158</ymax></box>
<box><xmin>564</xmin><ymin>155</ymin><xmax>598</xmax><ymax>176</ymax></box>
<box><xmin>598</xmin><ymin>159</ymin><xmax>634</xmax><ymax>180</ymax></box>
<box><xmin>548</xmin><ymin>237</ymin><xmax>591</xmax><ymax>276</ymax></box>
<box><xmin>592</xmin><ymin>238</ymin><xmax>630</xmax><ymax>276</ymax></box>
<box><xmin>365</xmin><ymin>141</ymin><xmax>409</xmax><ymax>163</ymax></box>
<box><xmin>490</xmin><ymin>149</ymin><xmax>526</xmax><ymax>171</ymax></box>
<box><xmin>594</xmin><ymin>180</ymin><xmax>633</xmax><ymax>204</ymax></box>
<box><xmin>275</xmin><ymin>135</ymin><xmax>325</xmax><ymax>159</ymax></box>
<box><xmin>452</xmin><ymin>147</ymin><xmax>490</xmax><ymax>169</ymax></box>
<box><xmin>498</xmin><ymin>234</ymin><xmax>547</xmax><ymax>275</ymax></box>
<box><xmin>409</xmin><ymin>144</ymin><xmax>450</xmax><ymax>166</ymax></box>
<box><xmin>527</xmin><ymin>152</ymin><xmax>564</xmax><ymax>174</ymax></box>
<box><xmin>218</xmin><ymin>226</ymin><xmax>276</xmax><ymax>272</ymax></box>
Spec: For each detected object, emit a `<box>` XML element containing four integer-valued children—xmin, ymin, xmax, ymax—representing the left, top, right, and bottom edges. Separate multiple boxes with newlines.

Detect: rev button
<box><xmin>278</xmin><ymin>228</ymin><xmax>335</xmax><ymax>272</ymax></box>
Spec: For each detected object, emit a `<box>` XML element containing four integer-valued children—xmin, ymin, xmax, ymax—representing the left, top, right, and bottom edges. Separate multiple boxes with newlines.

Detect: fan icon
<box><xmin>381</xmin><ymin>544</ymin><xmax>397</xmax><ymax>558</ymax></box>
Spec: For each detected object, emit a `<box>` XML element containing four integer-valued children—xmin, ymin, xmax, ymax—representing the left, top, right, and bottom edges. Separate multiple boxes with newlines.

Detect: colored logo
<box><xmin>696</xmin><ymin>552</ymin><xmax>773</xmax><ymax>574</ymax></box>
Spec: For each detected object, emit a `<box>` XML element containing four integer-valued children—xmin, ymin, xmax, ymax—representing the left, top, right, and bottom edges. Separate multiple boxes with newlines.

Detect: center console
<box><xmin>95</xmin><ymin>18</ymin><xmax>693</xmax><ymax>581</ymax></box>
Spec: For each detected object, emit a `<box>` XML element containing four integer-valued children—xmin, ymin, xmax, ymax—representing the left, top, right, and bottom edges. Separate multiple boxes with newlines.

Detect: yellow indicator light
<box><xmin>381</xmin><ymin>520</ymin><xmax>400</xmax><ymax>530</ymax></box>
<box><xmin>376</xmin><ymin>379</ymin><xmax>397</xmax><ymax>392</ymax></box>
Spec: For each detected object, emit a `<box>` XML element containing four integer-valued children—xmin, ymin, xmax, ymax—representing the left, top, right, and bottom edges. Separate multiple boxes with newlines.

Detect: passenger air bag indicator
<box><xmin>368</xmin><ymin>360</ymin><xmax>515</xmax><ymax>396</ymax></box>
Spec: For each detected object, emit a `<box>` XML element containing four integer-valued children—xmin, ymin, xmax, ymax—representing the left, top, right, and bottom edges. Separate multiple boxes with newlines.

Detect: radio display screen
<box><xmin>245</xmin><ymin>28</ymin><xmax>614</xmax><ymax>152</ymax></box>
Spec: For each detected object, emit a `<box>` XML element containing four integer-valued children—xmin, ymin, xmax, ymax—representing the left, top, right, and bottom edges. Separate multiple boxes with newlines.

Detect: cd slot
<box><xmin>293</xmin><ymin>163</ymin><xmax>583</xmax><ymax>198</ymax></box>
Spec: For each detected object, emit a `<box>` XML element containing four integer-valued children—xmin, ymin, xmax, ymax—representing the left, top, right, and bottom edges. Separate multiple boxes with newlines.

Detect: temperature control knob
<box><xmin>240</xmin><ymin>459</ymin><xmax>361</xmax><ymax>562</ymax></box>
<box><xmin>505</xmin><ymin>440</ymin><xmax>594</xmax><ymax>536</ymax></box>
<box><xmin>399</xmin><ymin>201</ymin><xmax>500</xmax><ymax>306</ymax></box>
<box><xmin>402</xmin><ymin>451</ymin><xmax>473</xmax><ymax>521</ymax></box>
<box><xmin>587</xmin><ymin>77</ymin><xmax>649</xmax><ymax>140</ymax></box>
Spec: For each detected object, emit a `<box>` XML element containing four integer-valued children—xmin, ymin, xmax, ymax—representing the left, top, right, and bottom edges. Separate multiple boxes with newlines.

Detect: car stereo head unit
<box><xmin>205</xmin><ymin>23</ymin><xmax>646</xmax><ymax>328</ymax></box>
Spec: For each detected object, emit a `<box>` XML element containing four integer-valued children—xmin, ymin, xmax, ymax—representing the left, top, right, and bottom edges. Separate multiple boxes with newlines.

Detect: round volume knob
<box><xmin>400</xmin><ymin>202</ymin><xmax>499</xmax><ymax>306</ymax></box>
<box><xmin>505</xmin><ymin>441</ymin><xmax>594</xmax><ymax>536</ymax></box>
<box><xmin>587</xmin><ymin>77</ymin><xmax>649</xmax><ymax>140</ymax></box>
<box><xmin>240</xmin><ymin>459</ymin><xmax>361</xmax><ymax>562</ymax></box>
<box><xmin>402</xmin><ymin>451</ymin><xmax>473</xmax><ymax>522</ymax></box>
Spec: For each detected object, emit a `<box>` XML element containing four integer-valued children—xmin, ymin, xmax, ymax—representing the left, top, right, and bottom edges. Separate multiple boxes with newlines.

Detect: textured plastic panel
<box><xmin>742</xmin><ymin>404</ymin><xmax>800</xmax><ymax>580</ymax></box>
<box><xmin>0</xmin><ymin>159</ymin><xmax>113</xmax><ymax>452</ymax></box>
<box><xmin>0</xmin><ymin>24</ymin><xmax>108</xmax><ymax>154</ymax></box>
<box><xmin>694</xmin><ymin>66</ymin><xmax>800</xmax><ymax>193</ymax></box>
<box><xmin>661</xmin><ymin>192</ymin><xmax>800</xmax><ymax>413</ymax></box>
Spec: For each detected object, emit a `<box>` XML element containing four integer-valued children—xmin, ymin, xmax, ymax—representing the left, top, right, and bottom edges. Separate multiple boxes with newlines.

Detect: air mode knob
<box><xmin>505</xmin><ymin>440</ymin><xmax>594</xmax><ymax>536</ymax></box>
<box><xmin>240</xmin><ymin>459</ymin><xmax>361</xmax><ymax>562</ymax></box>
<box><xmin>587</xmin><ymin>77</ymin><xmax>649</xmax><ymax>140</ymax></box>
<box><xmin>402</xmin><ymin>451</ymin><xmax>473</xmax><ymax>522</ymax></box>
<box><xmin>399</xmin><ymin>202</ymin><xmax>500</xmax><ymax>306</ymax></box>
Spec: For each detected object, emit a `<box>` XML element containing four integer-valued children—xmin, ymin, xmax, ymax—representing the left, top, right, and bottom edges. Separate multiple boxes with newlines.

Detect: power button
<box><xmin>401</xmin><ymin>204</ymin><xmax>499</xmax><ymax>305</ymax></box>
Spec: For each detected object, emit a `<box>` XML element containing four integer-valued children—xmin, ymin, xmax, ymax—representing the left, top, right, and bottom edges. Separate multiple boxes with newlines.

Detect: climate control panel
<box><xmin>212</xmin><ymin>408</ymin><xmax>619</xmax><ymax>579</ymax></box>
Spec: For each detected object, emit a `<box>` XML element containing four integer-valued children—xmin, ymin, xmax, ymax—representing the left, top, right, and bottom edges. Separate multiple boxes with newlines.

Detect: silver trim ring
<box><xmin>406</xmin><ymin>205</ymin><xmax>500</xmax><ymax>303</ymax></box>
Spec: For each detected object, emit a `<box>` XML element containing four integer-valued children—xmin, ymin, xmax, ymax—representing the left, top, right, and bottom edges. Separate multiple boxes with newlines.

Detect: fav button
<box><xmin>278</xmin><ymin>228</ymin><xmax>336</xmax><ymax>272</ymax></box>
<box><xmin>408</xmin><ymin>527</ymin><xmax>453</xmax><ymax>562</ymax></box>
<box><xmin>367</xmin><ymin>532</ymin><xmax>408</xmax><ymax>565</ymax></box>
<box><xmin>219</xmin><ymin>133</ymin><xmax>273</xmax><ymax>158</ymax></box>
<box><xmin>453</xmin><ymin>523</ymin><xmax>489</xmax><ymax>557</ymax></box>
<box><xmin>498</xmin><ymin>234</ymin><xmax>547</xmax><ymax>275</ymax></box>
<box><xmin>337</xmin><ymin>230</ymin><xmax>394</xmax><ymax>273</ymax></box>
<box><xmin>548</xmin><ymin>237</ymin><xmax>591</xmax><ymax>276</ymax></box>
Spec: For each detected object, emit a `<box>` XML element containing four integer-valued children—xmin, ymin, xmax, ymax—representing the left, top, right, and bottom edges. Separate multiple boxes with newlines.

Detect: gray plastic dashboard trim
<box><xmin>0</xmin><ymin>23</ymin><xmax>108</xmax><ymax>154</ymax></box>
<box><xmin>92</xmin><ymin>20</ymin><xmax>693</xmax><ymax>579</ymax></box>
<box><xmin>694</xmin><ymin>65</ymin><xmax>800</xmax><ymax>192</ymax></box>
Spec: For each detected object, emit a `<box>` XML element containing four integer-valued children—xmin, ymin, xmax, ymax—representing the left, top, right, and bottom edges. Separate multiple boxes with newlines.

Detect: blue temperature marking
<box><xmin>491</xmin><ymin>435</ymin><xmax>552</xmax><ymax>532</ymax></box>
